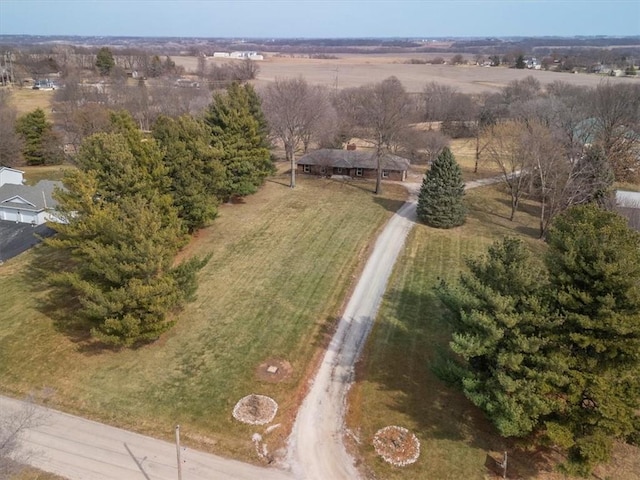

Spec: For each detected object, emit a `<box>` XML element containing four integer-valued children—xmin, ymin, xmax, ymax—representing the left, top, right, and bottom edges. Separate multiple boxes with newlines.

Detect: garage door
<box><xmin>21</xmin><ymin>212</ymin><xmax>38</xmax><ymax>225</ymax></box>
<box><xmin>0</xmin><ymin>209</ymin><xmax>19</xmax><ymax>222</ymax></box>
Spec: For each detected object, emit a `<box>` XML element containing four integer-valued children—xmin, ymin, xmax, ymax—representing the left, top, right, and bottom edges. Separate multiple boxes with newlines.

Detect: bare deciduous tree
<box><xmin>336</xmin><ymin>76</ymin><xmax>411</xmax><ymax>194</ymax></box>
<box><xmin>261</xmin><ymin>77</ymin><xmax>335</xmax><ymax>188</ymax></box>
<box><xmin>394</xmin><ymin>128</ymin><xmax>449</xmax><ymax>165</ymax></box>
<box><xmin>0</xmin><ymin>91</ymin><xmax>23</xmax><ymax>166</ymax></box>
<box><xmin>0</xmin><ymin>397</ymin><xmax>47</xmax><ymax>478</ymax></box>
<box><xmin>589</xmin><ymin>82</ymin><xmax>640</xmax><ymax>182</ymax></box>
<box><xmin>484</xmin><ymin>121</ymin><xmax>533</xmax><ymax>221</ymax></box>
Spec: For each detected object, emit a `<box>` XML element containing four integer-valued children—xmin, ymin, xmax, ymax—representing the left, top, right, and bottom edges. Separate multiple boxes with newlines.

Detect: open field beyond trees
<box><xmin>0</xmin><ymin>170</ymin><xmax>407</xmax><ymax>461</ymax></box>
<box><xmin>173</xmin><ymin>54</ymin><xmax>639</xmax><ymax>94</ymax></box>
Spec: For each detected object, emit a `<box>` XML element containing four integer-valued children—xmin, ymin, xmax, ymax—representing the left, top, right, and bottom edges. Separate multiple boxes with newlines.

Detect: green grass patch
<box><xmin>0</xmin><ymin>174</ymin><xmax>407</xmax><ymax>460</ymax></box>
<box><xmin>350</xmin><ymin>185</ymin><xmax>640</xmax><ymax>479</ymax></box>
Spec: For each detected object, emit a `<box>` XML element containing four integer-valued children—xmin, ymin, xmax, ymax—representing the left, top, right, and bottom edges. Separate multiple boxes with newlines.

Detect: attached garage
<box><xmin>1</xmin><ymin>209</ymin><xmax>19</xmax><ymax>222</ymax></box>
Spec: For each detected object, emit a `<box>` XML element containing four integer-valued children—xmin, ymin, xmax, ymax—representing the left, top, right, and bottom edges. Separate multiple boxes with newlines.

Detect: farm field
<box><xmin>173</xmin><ymin>54</ymin><xmax>639</xmax><ymax>94</ymax></box>
<box><xmin>348</xmin><ymin>184</ymin><xmax>640</xmax><ymax>479</ymax></box>
<box><xmin>0</xmin><ymin>171</ymin><xmax>407</xmax><ymax>462</ymax></box>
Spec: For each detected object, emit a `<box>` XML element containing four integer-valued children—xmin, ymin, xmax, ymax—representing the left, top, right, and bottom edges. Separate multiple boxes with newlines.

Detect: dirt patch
<box><xmin>255</xmin><ymin>358</ymin><xmax>293</xmax><ymax>383</ymax></box>
<box><xmin>232</xmin><ymin>394</ymin><xmax>278</xmax><ymax>425</ymax></box>
<box><xmin>373</xmin><ymin>425</ymin><xmax>420</xmax><ymax>467</ymax></box>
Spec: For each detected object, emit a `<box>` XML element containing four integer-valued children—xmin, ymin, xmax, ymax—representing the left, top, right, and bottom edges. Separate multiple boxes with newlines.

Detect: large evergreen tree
<box><xmin>152</xmin><ymin>115</ymin><xmax>224</xmax><ymax>232</ymax></box>
<box><xmin>544</xmin><ymin>204</ymin><xmax>640</xmax><ymax>475</ymax></box>
<box><xmin>417</xmin><ymin>147</ymin><xmax>466</xmax><ymax>228</ymax></box>
<box><xmin>95</xmin><ymin>47</ymin><xmax>115</xmax><ymax>76</ymax></box>
<box><xmin>438</xmin><ymin>238</ymin><xmax>563</xmax><ymax>437</ymax></box>
<box><xmin>205</xmin><ymin>83</ymin><xmax>273</xmax><ymax>200</ymax></box>
<box><xmin>45</xmin><ymin>112</ymin><xmax>202</xmax><ymax>347</ymax></box>
<box><xmin>15</xmin><ymin>108</ymin><xmax>63</xmax><ymax>166</ymax></box>
<box><xmin>438</xmin><ymin>205</ymin><xmax>640</xmax><ymax>476</ymax></box>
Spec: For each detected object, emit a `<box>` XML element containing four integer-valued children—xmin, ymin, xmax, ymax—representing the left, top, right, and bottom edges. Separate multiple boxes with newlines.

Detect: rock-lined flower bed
<box><xmin>373</xmin><ymin>425</ymin><xmax>420</xmax><ymax>467</ymax></box>
<box><xmin>232</xmin><ymin>394</ymin><xmax>278</xmax><ymax>425</ymax></box>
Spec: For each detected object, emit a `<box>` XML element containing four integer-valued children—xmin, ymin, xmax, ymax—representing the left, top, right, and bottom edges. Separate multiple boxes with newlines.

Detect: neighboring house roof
<box><xmin>0</xmin><ymin>180</ymin><xmax>60</xmax><ymax>212</ymax></box>
<box><xmin>0</xmin><ymin>166</ymin><xmax>25</xmax><ymax>176</ymax></box>
<box><xmin>616</xmin><ymin>190</ymin><xmax>640</xmax><ymax>208</ymax></box>
<box><xmin>0</xmin><ymin>166</ymin><xmax>25</xmax><ymax>185</ymax></box>
<box><xmin>298</xmin><ymin>149</ymin><xmax>410</xmax><ymax>171</ymax></box>
<box><xmin>574</xmin><ymin>118</ymin><xmax>640</xmax><ymax>146</ymax></box>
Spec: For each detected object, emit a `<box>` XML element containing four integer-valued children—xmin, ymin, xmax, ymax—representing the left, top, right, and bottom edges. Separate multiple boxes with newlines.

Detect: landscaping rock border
<box><xmin>373</xmin><ymin>425</ymin><xmax>420</xmax><ymax>467</ymax></box>
<box><xmin>232</xmin><ymin>394</ymin><xmax>278</xmax><ymax>425</ymax></box>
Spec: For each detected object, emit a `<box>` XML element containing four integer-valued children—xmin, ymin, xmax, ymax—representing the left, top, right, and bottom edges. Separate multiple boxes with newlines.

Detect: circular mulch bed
<box><xmin>373</xmin><ymin>426</ymin><xmax>420</xmax><ymax>467</ymax></box>
<box><xmin>255</xmin><ymin>358</ymin><xmax>293</xmax><ymax>383</ymax></box>
<box><xmin>232</xmin><ymin>394</ymin><xmax>278</xmax><ymax>425</ymax></box>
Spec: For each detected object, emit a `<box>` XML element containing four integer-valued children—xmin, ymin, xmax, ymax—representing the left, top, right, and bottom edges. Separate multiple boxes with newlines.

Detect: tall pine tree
<box><xmin>417</xmin><ymin>147</ymin><xmax>466</xmax><ymax>228</ymax></box>
<box><xmin>205</xmin><ymin>83</ymin><xmax>273</xmax><ymax>201</ymax></box>
<box><xmin>15</xmin><ymin>108</ymin><xmax>63</xmax><ymax>166</ymax></box>
<box><xmin>544</xmin><ymin>204</ymin><xmax>640</xmax><ymax>475</ymax></box>
<box><xmin>152</xmin><ymin>115</ymin><xmax>224</xmax><ymax>232</ymax></box>
<box><xmin>45</xmin><ymin>112</ymin><xmax>202</xmax><ymax>347</ymax></box>
<box><xmin>437</xmin><ymin>238</ymin><xmax>563</xmax><ymax>437</ymax></box>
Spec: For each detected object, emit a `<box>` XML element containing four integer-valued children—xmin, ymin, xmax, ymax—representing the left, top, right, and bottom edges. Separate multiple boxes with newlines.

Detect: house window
<box><xmin>320</xmin><ymin>166</ymin><xmax>326</xmax><ymax>174</ymax></box>
<box><xmin>336</xmin><ymin>167</ymin><xmax>343</xmax><ymax>174</ymax></box>
<box><xmin>303</xmin><ymin>165</ymin><xmax>310</xmax><ymax>173</ymax></box>
<box><xmin>382</xmin><ymin>170</ymin><xmax>389</xmax><ymax>178</ymax></box>
<box><xmin>356</xmin><ymin>168</ymin><xmax>363</xmax><ymax>177</ymax></box>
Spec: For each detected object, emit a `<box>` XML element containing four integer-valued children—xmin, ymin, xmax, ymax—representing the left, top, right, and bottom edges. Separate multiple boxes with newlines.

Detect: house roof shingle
<box><xmin>0</xmin><ymin>180</ymin><xmax>60</xmax><ymax>212</ymax></box>
<box><xmin>297</xmin><ymin>149</ymin><xmax>410</xmax><ymax>171</ymax></box>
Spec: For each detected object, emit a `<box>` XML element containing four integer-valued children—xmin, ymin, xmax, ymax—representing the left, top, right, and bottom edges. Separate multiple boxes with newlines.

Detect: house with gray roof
<box><xmin>297</xmin><ymin>148</ymin><xmax>410</xmax><ymax>181</ymax></box>
<box><xmin>0</xmin><ymin>167</ymin><xmax>63</xmax><ymax>225</ymax></box>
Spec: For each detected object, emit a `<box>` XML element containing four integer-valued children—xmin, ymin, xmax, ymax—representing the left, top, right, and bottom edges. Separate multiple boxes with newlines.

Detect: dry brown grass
<box><xmin>0</xmin><ymin>172</ymin><xmax>408</xmax><ymax>462</ymax></box>
<box><xmin>349</xmin><ymin>185</ymin><xmax>640</xmax><ymax>480</ymax></box>
<box><xmin>7</xmin><ymin>87</ymin><xmax>55</xmax><ymax>117</ymax></box>
<box><xmin>173</xmin><ymin>54</ymin><xmax>638</xmax><ymax>94</ymax></box>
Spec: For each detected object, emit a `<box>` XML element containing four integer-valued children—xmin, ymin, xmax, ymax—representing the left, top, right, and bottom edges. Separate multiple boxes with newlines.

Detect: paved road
<box><xmin>1</xmin><ymin>396</ymin><xmax>293</xmax><ymax>480</ymax></box>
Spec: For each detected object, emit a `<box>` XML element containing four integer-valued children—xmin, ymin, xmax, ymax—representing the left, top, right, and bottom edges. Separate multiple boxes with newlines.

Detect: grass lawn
<box><xmin>0</xmin><ymin>172</ymin><xmax>407</xmax><ymax>461</ymax></box>
<box><xmin>349</xmin><ymin>185</ymin><xmax>640</xmax><ymax>479</ymax></box>
<box><xmin>21</xmin><ymin>165</ymin><xmax>75</xmax><ymax>185</ymax></box>
<box><xmin>7</xmin><ymin>88</ymin><xmax>55</xmax><ymax>117</ymax></box>
<box><xmin>10</xmin><ymin>465</ymin><xmax>65</xmax><ymax>480</ymax></box>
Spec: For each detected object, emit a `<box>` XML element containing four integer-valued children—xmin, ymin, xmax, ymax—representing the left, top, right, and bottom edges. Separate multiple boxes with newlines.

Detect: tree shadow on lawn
<box><xmin>467</xmin><ymin>194</ymin><xmax>541</xmax><ymax>241</ymax></box>
<box><xmin>372</xmin><ymin>196</ymin><xmax>407</xmax><ymax>216</ymax></box>
<box><xmin>24</xmin><ymin>244</ymin><xmax>119</xmax><ymax>355</ymax></box>
<box><xmin>363</xmin><ymin>285</ymin><xmax>559</xmax><ymax>479</ymax></box>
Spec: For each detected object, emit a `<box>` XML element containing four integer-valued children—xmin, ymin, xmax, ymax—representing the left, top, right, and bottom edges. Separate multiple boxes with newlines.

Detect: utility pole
<box><xmin>175</xmin><ymin>425</ymin><xmax>183</xmax><ymax>480</ymax></box>
<box><xmin>501</xmin><ymin>451</ymin><xmax>508</xmax><ymax>479</ymax></box>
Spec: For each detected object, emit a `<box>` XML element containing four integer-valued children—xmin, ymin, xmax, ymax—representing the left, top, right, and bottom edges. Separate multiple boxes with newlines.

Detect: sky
<box><xmin>0</xmin><ymin>0</ymin><xmax>639</xmax><ymax>38</ymax></box>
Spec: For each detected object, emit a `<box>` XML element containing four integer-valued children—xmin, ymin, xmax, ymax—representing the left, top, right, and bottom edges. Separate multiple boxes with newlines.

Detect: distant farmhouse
<box><xmin>0</xmin><ymin>167</ymin><xmax>63</xmax><ymax>225</ymax></box>
<box><xmin>212</xmin><ymin>51</ymin><xmax>264</xmax><ymax>61</ymax></box>
<box><xmin>297</xmin><ymin>148</ymin><xmax>410</xmax><ymax>181</ymax></box>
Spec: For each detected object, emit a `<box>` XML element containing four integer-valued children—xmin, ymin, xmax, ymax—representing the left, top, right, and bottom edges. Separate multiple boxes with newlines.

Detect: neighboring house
<box><xmin>0</xmin><ymin>167</ymin><xmax>63</xmax><ymax>225</ymax></box>
<box><xmin>297</xmin><ymin>148</ymin><xmax>410</xmax><ymax>181</ymax></box>
<box><xmin>615</xmin><ymin>190</ymin><xmax>640</xmax><ymax>231</ymax></box>
<box><xmin>0</xmin><ymin>166</ymin><xmax>24</xmax><ymax>186</ymax></box>
<box><xmin>32</xmin><ymin>78</ymin><xmax>57</xmax><ymax>90</ymax></box>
